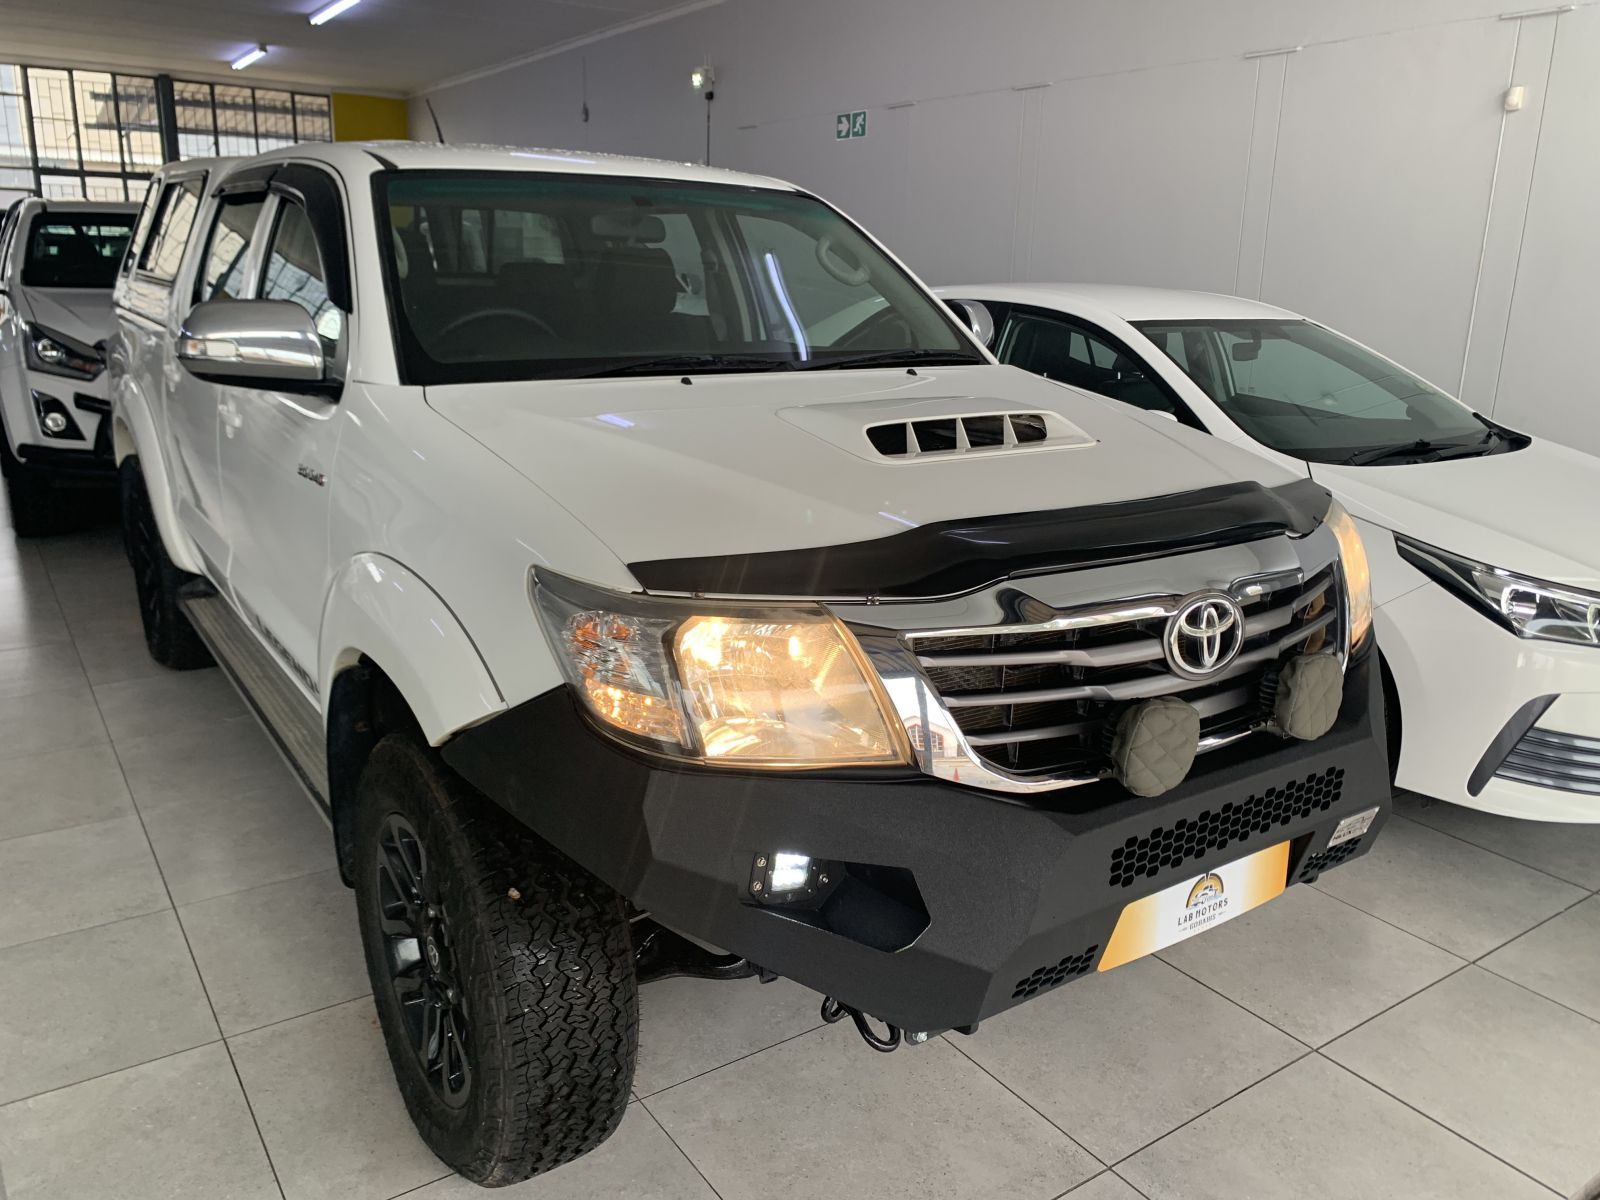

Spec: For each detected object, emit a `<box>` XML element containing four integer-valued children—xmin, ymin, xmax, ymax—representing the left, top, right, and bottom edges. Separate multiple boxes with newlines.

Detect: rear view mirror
<box><xmin>177</xmin><ymin>299</ymin><xmax>325</xmax><ymax>388</ymax></box>
<box><xmin>1230</xmin><ymin>331</ymin><xmax>1262</xmax><ymax>362</ymax></box>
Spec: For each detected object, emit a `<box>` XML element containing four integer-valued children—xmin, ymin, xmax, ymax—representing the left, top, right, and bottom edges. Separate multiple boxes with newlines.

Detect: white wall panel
<box><xmin>1259</xmin><ymin>20</ymin><xmax>1515</xmax><ymax>390</ymax></box>
<box><xmin>415</xmin><ymin>0</ymin><xmax>1600</xmax><ymax>453</ymax></box>
<box><xmin>1023</xmin><ymin>57</ymin><xmax>1257</xmax><ymax>291</ymax></box>
<box><xmin>1493</xmin><ymin>6</ymin><xmax>1600</xmax><ymax>454</ymax></box>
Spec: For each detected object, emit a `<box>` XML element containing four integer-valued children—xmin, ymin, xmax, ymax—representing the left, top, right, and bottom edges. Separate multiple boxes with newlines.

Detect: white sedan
<box><xmin>937</xmin><ymin>283</ymin><xmax>1600</xmax><ymax>822</ymax></box>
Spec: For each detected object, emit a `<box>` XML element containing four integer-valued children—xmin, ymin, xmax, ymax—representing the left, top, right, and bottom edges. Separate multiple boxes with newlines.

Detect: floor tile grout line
<box><xmin>382</xmin><ymin>1171</ymin><xmax>455</xmax><ymax>1199</ymax></box>
<box><xmin>637</xmin><ymin>1095</ymin><xmax>729</xmax><ymax>1200</ymax></box>
<box><xmin>1474</xmin><ymin>958</ymin><xmax>1600</xmax><ymax>1029</ymax></box>
<box><xmin>1391</xmin><ymin>805</ymin><xmax>1600</xmax><ymax>891</ymax></box>
<box><xmin>1151</xmin><ymin>954</ymin><xmax>1316</xmax><ymax>1051</ymax></box>
<box><xmin>0</xmin><ymin>1036</ymin><xmax>227</xmax><ymax>1111</ymax></box>
<box><xmin>172</xmin><ymin>861</ymin><xmax>351</xmax><ymax>912</ymax></box>
<box><xmin>1105</xmin><ymin>1048</ymin><xmax>1316</xmax><ymax>1170</ymax></box>
<box><xmin>219</xmin><ymin>990</ymin><xmax>376</xmax><ymax>1043</ymax></box>
<box><xmin>1311</xmin><ymin>961</ymin><xmax>1474</xmax><ymax>1052</ymax></box>
<box><xmin>940</xmin><ymin>1035</ymin><xmax>1106</xmax><ymax>1171</ymax></box>
<box><xmin>0</xmin><ymin>798</ymin><xmax>140</xmax><ymax>847</ymax></box>
<box><xmin>42</xmin><ymin>556</ymin><xmax>292</xmax><ymax>1200</ymax></box>
<box><xmin>1310</xmin><ymin>874</ymin><xmax>1481</xmax><ymax>960</ymax></box>
<box><xmin>633</xmin><ymin>1019</ymin><xmax>829</xmax><ymax>1101</ymax></box>
<box><xmin>1315</xmin><ymin>1052</ymin><xmax>1566</xmax><ymax>1198</ymax></box>
<box><xmin>0</xmin><ymin>899</ymin><xmax>175</xmax><ymax>956</ymax></box>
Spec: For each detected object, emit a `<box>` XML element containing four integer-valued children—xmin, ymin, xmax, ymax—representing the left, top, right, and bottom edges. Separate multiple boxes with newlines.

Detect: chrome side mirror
<box><xmin>177</xmin><ymin>299</ymin><xmax>324</xmax><ymax>387</ymax></box>
<box><xmin>945</xmin><ymin>299</ymin><xmax>995</xmax><ymax>347</ymax></box>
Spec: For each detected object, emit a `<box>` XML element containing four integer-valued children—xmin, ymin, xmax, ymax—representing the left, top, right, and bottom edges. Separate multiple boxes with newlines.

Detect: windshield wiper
<box><xmin>1343</xmin><ymin>437</ymin><xmax>1479</xmax><ymax>466</ymax></box>
<box><xmin>574</xmin><ymin>354</ymin><xmax>797</xmax><ymax>379</ymax></box>
<box><xmin>800</xmin><ymin>348</ymin><xmax>985</xmax><ymax>371</ymax></box>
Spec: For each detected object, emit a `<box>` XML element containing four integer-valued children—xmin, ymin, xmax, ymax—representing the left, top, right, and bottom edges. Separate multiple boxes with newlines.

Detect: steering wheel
<box><xmin>436</xmin><ymin>307</ymin><xmax>557</xmax><ymax>341</ymax></box>
<box><xmin>815</xmin><ymin>235</ymin><xmax>870</xmax><ymax>287</ymax></box>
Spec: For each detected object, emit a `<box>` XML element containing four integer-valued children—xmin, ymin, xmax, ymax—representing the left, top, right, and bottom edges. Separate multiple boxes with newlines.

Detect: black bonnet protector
<box><xmin>630</xmin><ymin>477</ymin><xmax>1331</xmax><ymax>599</ymax></box>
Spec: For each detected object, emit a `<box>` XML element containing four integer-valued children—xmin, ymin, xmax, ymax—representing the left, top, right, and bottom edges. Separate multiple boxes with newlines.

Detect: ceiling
<box><xmin>0</xmin><ymin>0</ymin><xmax>701</xmax><ymax>94</ymax></box>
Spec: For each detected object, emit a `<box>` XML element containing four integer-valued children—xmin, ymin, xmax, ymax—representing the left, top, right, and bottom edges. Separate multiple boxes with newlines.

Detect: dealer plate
<box><xmin>1099</xmin><ymin>841</ymin><xmax>1290</xmax><ymax>973</ymax></box>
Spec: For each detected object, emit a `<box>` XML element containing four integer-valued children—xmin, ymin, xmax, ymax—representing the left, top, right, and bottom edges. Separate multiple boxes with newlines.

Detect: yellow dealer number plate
<box><xmin>1099</xmin><ymin>841</ymin><xmax>1290</xmax><ymax>973</ymax></box>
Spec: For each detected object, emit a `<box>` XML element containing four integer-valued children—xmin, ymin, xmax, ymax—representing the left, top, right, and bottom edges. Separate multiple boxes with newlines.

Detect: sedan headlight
<box><xmin>26</xmin><ymin>323</ymin><xmax>105</xmax><ymax>380</ymax></box>
<box><xmin>1324</xmin><ymin>500</ymin><xmax>1373</xmax><ymax>650</ymax></box>
<box><xmin>1397</xmin><ymin>536</ymin><xmax>1600</xmax><ymax>647</ymax></box>
<box><xmin>533</xmin><ymin>569</ymin><xmax>910</xmax><ymax>768</ymax></box>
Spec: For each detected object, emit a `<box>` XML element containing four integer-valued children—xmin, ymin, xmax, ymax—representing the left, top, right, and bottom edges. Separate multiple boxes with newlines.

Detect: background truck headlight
<box><xmin>1397</xmin><ymin>536</ymin><xmax>1600</xmax><ymax>647</ymax></box>
<box><xmin>1325</xmin><ymin>500</ymin><xmax>1372</xmax><ymax>651</ymax></box>
<box><xmin>25</xmin><ymin>322</ymin><xmax>105</xmax><ymax>380</ymax></box>
<box><xmin>533</xmin><ymin>569</ymin><xmax>910</xmax><ymax>767</ymax></box>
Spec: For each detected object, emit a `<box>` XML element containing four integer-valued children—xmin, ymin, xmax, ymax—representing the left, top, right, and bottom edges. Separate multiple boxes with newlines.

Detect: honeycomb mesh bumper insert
<box><xmin>1108</xmin><ymin>765</ymin><xmax>1346</xmax><ymax>888</ymax></box>
<box><xmin>1012</xmin><ymin>945</ymin><xmax>1100</xmax><ymax>1001</ymax></box>
<box><xmin>1297</xmin><ymin>836</ymin><xmax>1363</xmax><ymax>882</ymax></box>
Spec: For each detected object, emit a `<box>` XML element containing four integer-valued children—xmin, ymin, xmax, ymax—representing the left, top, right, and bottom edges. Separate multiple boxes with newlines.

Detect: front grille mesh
<box><xmin>1108</xmin><ymin>766</ymin><xmax>1346</xmax><ymax>888</ymax></box>
<box><xmin>1495</xmin><ymin>727</ymin><xmax>1600</xmax><ymax>796</ymax></box>
<box><xmin>1012</xmin><ymin>944</ymin><xmax>1100</xmax><ymax>1000</ymax></box>
<box><xmin>912</xmin><ymin>567</ymin><xmax>1341</xmax><ymax>778</ymax></box>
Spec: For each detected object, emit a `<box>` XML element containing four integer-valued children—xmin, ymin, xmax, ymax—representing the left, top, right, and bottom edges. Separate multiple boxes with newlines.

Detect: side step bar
<box><xmin>180</xmin><ymin>587</ymin><xmax>330</xmax><ymax>817</ymax></box>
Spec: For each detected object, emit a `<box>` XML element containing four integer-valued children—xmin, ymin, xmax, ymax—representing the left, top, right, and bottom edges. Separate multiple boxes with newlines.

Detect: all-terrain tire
<box><xmin>353</xmin><ymin>734</ymin><xmax>638</xmax><ymax>1186</ymax></box>
<box><xmin>119</xmin><ymin>457</ymin><xmax>213</xmax><ymax>669</ymax></box>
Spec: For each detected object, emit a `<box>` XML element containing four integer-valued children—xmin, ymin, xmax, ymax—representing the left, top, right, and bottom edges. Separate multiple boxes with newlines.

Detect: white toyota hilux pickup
<box><xmin>110</xmin><ymin>142</ymin><xmax>1389</xmax><ymax>1186</ymax></box>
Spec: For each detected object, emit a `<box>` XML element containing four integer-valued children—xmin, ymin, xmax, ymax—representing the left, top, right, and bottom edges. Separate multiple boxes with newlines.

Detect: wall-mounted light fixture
<box><xmin>310</xmin><ymin>0</ymin><xmax>363</xmax><ymax>25</ymax></box>
<box><xmin>690</xmin><ymin>65</ymin><xmax>715</xmax><ymax>91</ymax></box>
<box><xmin>231</xmin><ymin>44</ymin><xmax>269</xmax><ymax>70</ymax></box>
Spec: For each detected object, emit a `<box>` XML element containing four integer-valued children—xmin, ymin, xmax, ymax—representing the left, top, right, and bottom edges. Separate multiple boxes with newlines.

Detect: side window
<box><xmin>138</xmin><ymin>179</ymin><xmax>204</xmax><ymax>282</ymax></box>
<box><xmin>195</xmin><ymin>196</ymin><xmax>267</xmax><ymax>303</ymax></box>
<box><xmin>998</xmin><ymin>309</ymin><xmax>1192</xmax><ymax>423</ymax></box>
<box><xmin>120</xmin><ymin>181</ymin><xmax>159</xmax><ymax>278</ymax></box>
<box><xmin>259</xmin><ymin>201</ymin><xmax>343</xmax><ymax>349</ymax></box>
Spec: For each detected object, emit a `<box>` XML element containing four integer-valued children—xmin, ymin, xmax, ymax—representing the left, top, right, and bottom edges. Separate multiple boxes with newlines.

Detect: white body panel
<box><xmin>941</xmin><ymin>282</ymin><xmax>1600</xmax><ymax>819</ymax></box>
<box><xmin>110</xmin><ymin>144</ymin><xmax>1321</xmax><ymax>787</ymax></box>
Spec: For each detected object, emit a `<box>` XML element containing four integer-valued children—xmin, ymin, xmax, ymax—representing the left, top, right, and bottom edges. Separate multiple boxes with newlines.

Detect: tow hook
<box><xmin>820</xmin><ymin>997</ymin><xmax>929</xmax><ymax>1052</ymax></box>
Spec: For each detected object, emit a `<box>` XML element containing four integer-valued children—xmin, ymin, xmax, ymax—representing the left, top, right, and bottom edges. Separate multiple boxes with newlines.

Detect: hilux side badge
<box><xmin>297</xmin><ymin>464</ymin><xmax>326</xmax><ymax>487</ymax></box>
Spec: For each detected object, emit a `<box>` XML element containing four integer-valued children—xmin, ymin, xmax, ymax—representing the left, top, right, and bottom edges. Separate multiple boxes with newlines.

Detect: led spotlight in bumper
<box><xmin>748</xmin><ymin>851</ymin><xmax>827</xmax><ymax>903</ymax></box>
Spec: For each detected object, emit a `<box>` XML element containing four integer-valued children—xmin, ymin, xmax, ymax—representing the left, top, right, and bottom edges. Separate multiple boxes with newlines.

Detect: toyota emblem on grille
<box><xmin>1164</xmin><ymin>593</ymin><xmax>1245</xmax><ymax>679</ymax></box>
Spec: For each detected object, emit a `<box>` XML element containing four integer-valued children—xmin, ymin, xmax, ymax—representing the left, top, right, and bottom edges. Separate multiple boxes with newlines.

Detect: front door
<box><xmin>216</xmin><ymin>187</ymin><xmax>348</xmax><ymax>705</ymax></box>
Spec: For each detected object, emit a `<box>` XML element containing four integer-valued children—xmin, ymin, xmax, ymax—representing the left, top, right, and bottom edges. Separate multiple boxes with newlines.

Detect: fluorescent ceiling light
<box><xmin>309</xmin><ymin>0</ymin><xmax>363</xmax><ymax>25</ymax></box>
<box><xmin>231</xmin><ymin>44</ymin><xmax>268</xmax><ymax>70</ymax></box>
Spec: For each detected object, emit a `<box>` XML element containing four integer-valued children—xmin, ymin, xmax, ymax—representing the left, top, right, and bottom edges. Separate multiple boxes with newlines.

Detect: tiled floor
<box><xmin>2</xmin><ymin>509</ymin><xmax>1600</xmax><ymax>1200</ymax></box>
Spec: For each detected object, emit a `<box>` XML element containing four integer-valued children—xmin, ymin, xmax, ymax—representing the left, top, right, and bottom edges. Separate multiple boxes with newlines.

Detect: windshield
<box><xmin>21</xmin><ymin>213</ymin><xmax>136</xmax><ymax>289</ymax></box>
<box><xmin>378</xmin><ymin>172</ymin><xmax>981</xmax><ymax>384</ymax></box>
<box><xmin>1133</xmin><ymin>319</ymin><xmax>1510</xmax><ymax>465</ymax></box>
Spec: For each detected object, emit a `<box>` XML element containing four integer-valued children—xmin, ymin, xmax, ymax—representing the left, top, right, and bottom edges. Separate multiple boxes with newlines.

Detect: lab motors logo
<box><xmin>1164</xmin><ymin>592</ymin><xmax>1245</xmax><ymax>679</ymax></box>
<box><xmin>1178</xmin><ymin>870</ymin><xmax>1230</xmax><ymax>930</ymax></box>
<box><xmin>1186</xmin><ymin>872</ymin><xmax>1225</xmax><ymax>909</ymax></box>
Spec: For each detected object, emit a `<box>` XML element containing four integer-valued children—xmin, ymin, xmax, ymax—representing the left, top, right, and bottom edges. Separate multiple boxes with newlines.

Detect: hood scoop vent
<box><xmin>866</xmin><ymin>412</ymin><xmax>1064</xmax><ymax>458</ymax></box>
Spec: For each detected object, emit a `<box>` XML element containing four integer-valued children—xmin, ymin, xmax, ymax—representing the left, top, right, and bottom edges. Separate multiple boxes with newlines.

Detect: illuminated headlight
<box><xmin>533</xmin><ymin>569</ymin><xmax>910</xmax><ymax>768</ymax></box>
<box><xmin>1324</xmin><ymin>500</ymin><xmax>1373</xmax><ymax>650</ymax></box>
<box><xmin>1397</xmin><ymin>536</ymin><xmax>1600</xmax><ymax>647</ymax></box>
<box><xmin>26</xmin><ymin>323</ymin><xmax>104</xmax><ymax>380</ymax></box>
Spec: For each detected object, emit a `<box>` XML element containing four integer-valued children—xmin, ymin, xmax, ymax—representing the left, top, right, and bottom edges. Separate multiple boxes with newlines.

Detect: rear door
<box><xmin>215</xmin><ymin>166</ymin><xmax>351</xmax><ymax>703</ymax></box>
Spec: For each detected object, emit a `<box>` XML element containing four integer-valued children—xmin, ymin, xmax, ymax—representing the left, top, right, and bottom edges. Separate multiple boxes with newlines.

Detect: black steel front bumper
<box><xmin>443</xmin><ymin>653</ymin><xmax>1390</xmax><ymax>1033</ymax></box>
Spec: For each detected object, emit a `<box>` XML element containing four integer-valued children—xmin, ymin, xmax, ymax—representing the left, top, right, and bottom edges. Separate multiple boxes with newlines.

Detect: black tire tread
<box><xmin>119</xmin><ymin>458</ymin><xmax>213</xmax><ymax>670</ymax></box>
<box><xmin>356</xmin><ymin>736</ymin><xmax>637</xmax><ymax>1187</ymax></box>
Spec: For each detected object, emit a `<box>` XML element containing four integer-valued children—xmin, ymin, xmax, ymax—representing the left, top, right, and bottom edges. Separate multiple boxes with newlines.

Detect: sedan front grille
<box><xmin>1495</xmin><ymin>727</ymin><xmax>1600</xmax><ymax>795</ymax></box>
<box><xmin>908</xmin><ymin>566</ymin><xmax>1341</xmax><ymax>778</ymax></box>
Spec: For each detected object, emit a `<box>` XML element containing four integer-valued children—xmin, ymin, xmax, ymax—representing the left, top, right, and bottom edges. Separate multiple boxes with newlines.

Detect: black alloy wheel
<box><xmin>373</xmin><ymin>813</ymin><xmax>472</xmax><ymax>1107</ymax></box>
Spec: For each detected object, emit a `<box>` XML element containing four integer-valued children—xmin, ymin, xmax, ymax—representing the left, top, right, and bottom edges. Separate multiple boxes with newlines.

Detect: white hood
<box><xmin>18</xmin><ymin>287</ymin><xmax>117</xmax><ymax>346</ymax></box>
<box><xmin>427</xmin><ymin>364</ymin><xmax>1301</xmax><ymax>566</ymax></box>
<box><xmin>1313</xmin><ymin>438</ymin><xmax>1600</xmax><ymax>590</ymax></box>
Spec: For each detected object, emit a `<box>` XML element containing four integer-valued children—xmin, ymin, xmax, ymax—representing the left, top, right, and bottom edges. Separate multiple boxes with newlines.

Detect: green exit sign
<box><xmin>835</xmin><ymin>110</ymin><xmax>867</xmax><ymax>140</ymax></box>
